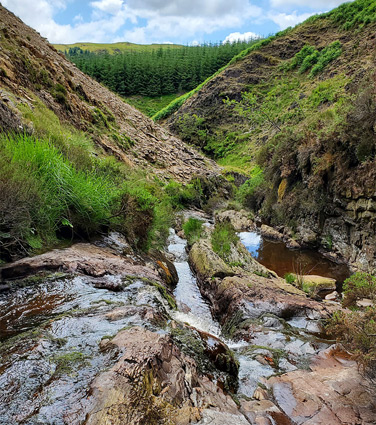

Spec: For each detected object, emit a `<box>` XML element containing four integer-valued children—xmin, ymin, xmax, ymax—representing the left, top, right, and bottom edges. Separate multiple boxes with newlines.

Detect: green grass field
<box><xmin>54</xmin><ymin>42</ymin><xmax>183</xmax><ymax>54</ymax></box>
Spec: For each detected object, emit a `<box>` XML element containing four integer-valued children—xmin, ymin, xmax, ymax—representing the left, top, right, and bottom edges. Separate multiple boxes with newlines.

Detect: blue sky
<box><xmin>3</xmin><ymin>0</ymin><xmax>351</xmax><ymax>45</ymax></box>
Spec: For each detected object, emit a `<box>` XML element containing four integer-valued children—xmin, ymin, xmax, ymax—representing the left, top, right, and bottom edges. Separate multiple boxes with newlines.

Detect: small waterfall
<box><xmin>167</xmin><ymin>229</ymin><xmax>220</xmax><ymax>337</ymax></box>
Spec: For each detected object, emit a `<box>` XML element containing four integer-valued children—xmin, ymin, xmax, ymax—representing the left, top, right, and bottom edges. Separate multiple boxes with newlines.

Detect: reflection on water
<box><xmin>239</xmin><ymin>231</ymin><xmax>350</xmax><ymax>283</ymax></box>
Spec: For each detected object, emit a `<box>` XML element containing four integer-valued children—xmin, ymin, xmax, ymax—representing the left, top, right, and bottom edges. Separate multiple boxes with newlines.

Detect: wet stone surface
<box><xmin>0</xmin><ymin>274</ymin><xmax>170</xmax><ymax>424</ymax></box>
<box><xmin>0</xmin><ymin>226</ymin><xmax>373</xmax><ymax>425</ymax></box>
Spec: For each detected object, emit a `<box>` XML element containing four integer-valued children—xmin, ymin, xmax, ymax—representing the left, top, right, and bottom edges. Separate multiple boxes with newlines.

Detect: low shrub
<box><xmin>326</xmin><ymin>307</ymin><xmax>376</xmax><ymax>379</ymax></box>
<box><xmin>342</xmin><ymin>272</ymin><xmax>376</xmax><ymax>308</ymax></box>
<box><xmin>282</xmin><ymin>41</ymin><xmax>342</xmax><ymax>77</ymax></box>
<box><xmin>309</xmin><ymin>41</ymin><xmax>342</xmax><ymax>77</ymax></box>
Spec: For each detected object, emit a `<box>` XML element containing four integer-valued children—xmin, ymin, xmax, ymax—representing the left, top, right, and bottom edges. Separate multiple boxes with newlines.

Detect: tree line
<box><xmin>66</xmin><ymin>40</ymin><xmax>259</xmax><ymax>97</ymax></box>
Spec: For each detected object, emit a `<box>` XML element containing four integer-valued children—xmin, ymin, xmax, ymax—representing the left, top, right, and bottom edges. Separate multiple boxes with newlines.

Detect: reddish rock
<box><xmin>265</xmin><ymin>346</ymin><xmax>376</xmax><ymax>425</ymax></box>
<box><xmin>0</xmin><ymin>243</ymin><xmax>162</xmax><ymax>284</ymax></box>
<box><xmin>85</xmin><ymin>327</ymin><xmax>247</xmax><ymax>425</ymax></box>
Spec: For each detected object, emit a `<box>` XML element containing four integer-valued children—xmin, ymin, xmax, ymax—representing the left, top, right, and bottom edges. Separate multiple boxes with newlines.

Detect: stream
<box><xmin>0</xmin><ymin>227</ymin><xmax>338</xmax><ymax>424</ymax></box>
<box><xmin>167</xmin><ymin>230</ymin><xmax>331</xmax><ymax>398</ymax></box>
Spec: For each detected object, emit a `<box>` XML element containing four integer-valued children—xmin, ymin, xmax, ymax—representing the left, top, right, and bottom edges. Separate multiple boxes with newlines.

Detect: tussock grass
<box><xmin>211</xmin><ymin>222</ymin><xmax>239</xmax><ymax>262</ymax></box>
<box><xmin>0</xmin><ymin>133</ymin><xmax>118</xmax><ymax>256</ymax></box>
<box><xmin>183</xmin><ymin>218</ymin><xmax>203</xmax><ymax>246</ymax></box>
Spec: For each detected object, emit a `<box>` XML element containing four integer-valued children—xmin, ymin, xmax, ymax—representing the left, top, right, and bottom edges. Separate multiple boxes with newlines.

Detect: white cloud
<box><xmin>91</xmin><ymin>0</ymin><xmax>123</xmax><ymax>15</ymax></box>
<box><xmin>3</xmin><ymin>0</ymin><xmax>263</xmax><ymax>44</ymax></box>
<box><xmin>268</xmin><ymin>11</ymin><xmax>315</xmax><ymax>29</ymax></box>
<box><xmin>128</xmin><ymin>0</ymin><xmax>261</xmax><ymax>18</ymax></box>
<box><xmin>270</xmin><ymin>0</ymin><xmax>350</xmax><ymax>9</ymax></box>
<box><xmin>116</xmin><ymin>1</ymin><xmax>263</xmax><ymax>43</ymax></box>
<box><xmin>122</xmin><ymin>27</ymin><xmax>146</xmax><ymax>44</ymax></box>
<box><xmin>223</xmin><ymin>31</ymin><xmax>261</xmax><ymax>44</ymax></box>
<box><xmin>2</xmin><ymin>0</ymin><xmax>137</xmax><ymax>43</ymax></box>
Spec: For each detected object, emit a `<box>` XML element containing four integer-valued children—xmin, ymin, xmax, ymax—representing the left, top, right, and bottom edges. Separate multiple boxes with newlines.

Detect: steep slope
<box><xmin>0</xmin><ymin>5</ymin><xmax>227</xmax><ymax>261</ymax></box>
<box><xmin>0</xmin><ymin>5</ymin><xmax>218</xmax><ymax>183</ymax></box>
<box><xmin>166</xmin><ymin>0</ymin><xmax>376</xmax><ymax>273</ymax></box>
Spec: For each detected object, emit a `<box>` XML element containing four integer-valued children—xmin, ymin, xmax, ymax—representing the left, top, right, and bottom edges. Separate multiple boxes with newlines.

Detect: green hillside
<box><xmin>62</xmin><ymin>40</ymin><xmax>260</xmax><ymax>116</ymax></box>
<box><xmin>166</xmin><ymin>0</ymin><xmax>376</xmax><ymax>274</ymax></box>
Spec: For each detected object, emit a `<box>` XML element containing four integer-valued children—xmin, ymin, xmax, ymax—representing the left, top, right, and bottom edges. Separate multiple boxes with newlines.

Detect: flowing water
<box><xmin>167</xmin><ymin>229</ymin><xmax>220</xmax><ymax>337</ymax></box>
<box><xmin>0</xmin><ymin>228</ymin><xmax>338</xmax><ymax>423</ymax></box>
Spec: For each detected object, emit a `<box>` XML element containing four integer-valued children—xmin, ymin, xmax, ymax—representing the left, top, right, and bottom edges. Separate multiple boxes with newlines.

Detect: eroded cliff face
<box><xmin>165</xmin><ymin>14</ymin><xmax>376</xmax><ymax>272</ymax></box>
<box><xmin>319</xmin><ymin>164</ymin><xmax>376</xmax><ymax>272</ymax></box>
<box><xmin>0</xmin><ymin>5</ymin><xmax>219</xmax><ymax>183</ymax></box>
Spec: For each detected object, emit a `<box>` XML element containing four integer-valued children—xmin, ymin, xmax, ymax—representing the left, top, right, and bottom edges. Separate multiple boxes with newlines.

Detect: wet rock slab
<box><xmin>0</xmin><ymin>242</ymin><xmax>165</xmax><ymax>285</ymax></box>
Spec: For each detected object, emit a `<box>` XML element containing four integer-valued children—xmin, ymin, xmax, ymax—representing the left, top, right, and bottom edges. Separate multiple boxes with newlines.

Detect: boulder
<box><xmin>296</xmin><ymin>225</ymin><xmax>318</xmax><ymax>245</ymax></box>
<box><xmin>260</xmin><ymin>224</ymin><xmax>284</xmax><ymax>242</ymax></box>
<box><xmin>299</xmin><ymin>275</ymin><xmax>336</xmax><ymax>296</ymax></box>
<box><xmin>86</xmin><ymin>327</ymin><xmax>244</xmax><ymax>425</ymax></box>
<box><xmin>189</xmin><ymin>240</ymin><xmax>235</xmax><ymax>281</ymax></box>
<box><xmin>325</xmin><ymin>291</ymin><xmax>339</xmax><ymax>301</ymax></box>
<box><xmin>356</xmin><ymin>298</ymin><xmax>374</xmax><ymax>308</ymax></box>
<box><xmin>260</xmin><ymin>224</ymin><xmax>300</xmax><ymax>250</ymax></box>
<box><xmin>215</xmin><ymin>209</ymin><xmax>255</xmax><ymax>232</ymax></box>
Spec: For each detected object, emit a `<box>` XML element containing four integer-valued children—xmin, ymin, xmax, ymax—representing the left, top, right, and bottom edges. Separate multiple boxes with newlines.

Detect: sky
<box><xmin>2</xmin><ymin>0</ymin><xmax>351</xmax><ymax>45</ymax></box>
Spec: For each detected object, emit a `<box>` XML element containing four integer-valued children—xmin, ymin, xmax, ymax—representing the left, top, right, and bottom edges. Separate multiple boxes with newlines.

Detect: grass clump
<box><xmin>183</xmin><ymin>218</ymin><xmax>203</xmax><ymax>246</ymax></box>
<box><xmin>0</xmin><ymin>133</ymin><xmax>118</xmax><ymax>257</ymax></box>
<box><xmin>284</xmin><ymin>273</ymin><xmax>296</xmax><ymax>284</ymax></box>
<box><xmin>282</xmin><ymin>41</ymin><xmax>342</xmax><ymax>77</ymax></box>
<box><xmin>164</xmin><ymin>180</ymin><xmax>202</xmax><ymax>209</ymax></box>
<box><xmin>211</xmin><ymin>221</ymin><xmax>239</xmax><ymax>261</ymax></box>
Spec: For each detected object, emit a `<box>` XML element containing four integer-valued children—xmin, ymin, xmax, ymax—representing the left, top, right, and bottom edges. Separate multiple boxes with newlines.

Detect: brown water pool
<box><xmin>239</xmin><ymin>231</ymin><xmax>351</xmax><ymax>284</ymax></box>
